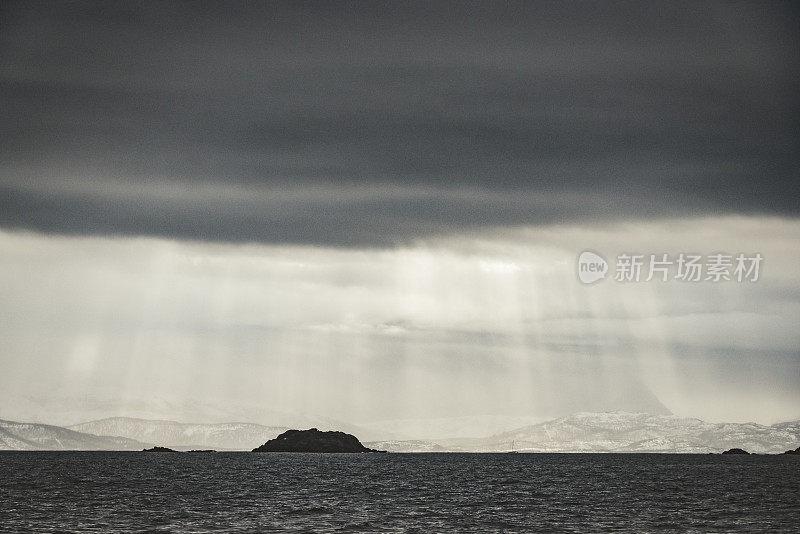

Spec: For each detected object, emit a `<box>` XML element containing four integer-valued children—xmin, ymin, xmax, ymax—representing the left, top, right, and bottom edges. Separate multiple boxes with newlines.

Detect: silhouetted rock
<box><xmin>187</xmin><ymin>449</ymin><xmax>216</xmax><ymax>453</ymax></box>
<box><xmin>143</xmin><ymin>446</ymin><xmax>177</xmax><ymax>452</ymax></box>
<box><xmin>252</xmin><ymin>428</ymin><xmax>383</xmax><ymax>453</ymax></box>
<box><xmin>783</xmin><ymin>446</ymin><xmax>800</xmax><ymax>455</ymax></box>
<box><xmin>721</xmin><ymin>448</ymin><xmax>749</xmax><ymax>455</ymax></box>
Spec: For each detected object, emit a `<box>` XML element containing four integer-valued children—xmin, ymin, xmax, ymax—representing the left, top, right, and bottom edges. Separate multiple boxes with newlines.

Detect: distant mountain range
<box><xmin>0</xmin><ymin>419</ymin><xmax>147</xmax><ymax>450</ymax></box>
<box><xmin>1</xmin><ymin>412</ymin><xmax>799</xmax><ymax>453</ymax></box>
<box><xmin>430</xmin><ymin>412</ymin><xmax>800</xmax><ymax>454</ymax></box>
<box><xmin>68</xmin><ymin>417</ymin><xmax>287</xmax><ymax>450</ymax></box>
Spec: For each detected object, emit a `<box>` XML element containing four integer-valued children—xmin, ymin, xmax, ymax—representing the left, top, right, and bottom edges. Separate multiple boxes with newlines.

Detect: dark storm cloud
<box><xmin>1</xmin><ymin>0</ymin><xmax>798</xmax><ymax>245</ymax></box>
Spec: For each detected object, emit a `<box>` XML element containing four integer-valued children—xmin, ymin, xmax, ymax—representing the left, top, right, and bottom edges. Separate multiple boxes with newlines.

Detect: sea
<box><xmin>1</xmin><ymin>452</ymin><xmax>798</xmax><ymax>533</ymax></box>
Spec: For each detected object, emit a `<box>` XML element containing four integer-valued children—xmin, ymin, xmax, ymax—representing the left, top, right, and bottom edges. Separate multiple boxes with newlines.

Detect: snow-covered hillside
<box><xmin>0</xmin><ymin>419</ymin><xmax>147</xmax><ymax>450</ymax></box>
<box><xmin>439</xmin><ymin>412</ymin><xmax>800</xmax><ymax>453</ymax></box>
<box><xmin>69</xmin><ymin>417</ymin><xmax>288</xmax><ymax>450</ymax></box>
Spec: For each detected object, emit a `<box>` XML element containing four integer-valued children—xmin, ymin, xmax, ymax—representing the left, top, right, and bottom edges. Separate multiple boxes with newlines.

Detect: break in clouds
<box><xmin>2</xmin><ymin>217</ymin><xmax>799</xmax><ymax>427</ymax></box>
<box><xmin>0</xmin><ymin>1</ymin><xmax>798</xmax><ymax>428</ymax></box>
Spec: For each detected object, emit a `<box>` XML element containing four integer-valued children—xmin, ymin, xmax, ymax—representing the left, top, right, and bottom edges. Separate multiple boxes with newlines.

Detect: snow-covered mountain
<box><xmin>68</xmin><ymin>417</ymin><xmax>288</xmax><ymax>450</ymax></box>
<box><xmin>0</xmin><ymin>419</ymin><xmax>147</xmax><ymax>450</ymax></box>
<box><xmin>439</xmin><ymin>412</ymin><xmax>800</xmax><ymax>453</ymax></box>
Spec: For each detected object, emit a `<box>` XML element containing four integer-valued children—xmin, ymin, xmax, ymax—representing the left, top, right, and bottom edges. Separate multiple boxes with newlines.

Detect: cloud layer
<box><xmin>1</xmin><ymin>1</ymin><xmax>798</xmax><ymax>245</ymax></box>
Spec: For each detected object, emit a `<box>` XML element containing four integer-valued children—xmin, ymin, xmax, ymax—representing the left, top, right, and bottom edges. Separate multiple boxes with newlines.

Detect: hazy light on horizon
<box><xmin>1</xmin><ymin>215</ymin><xmax>798</xmax><ymax>428</ymax></box>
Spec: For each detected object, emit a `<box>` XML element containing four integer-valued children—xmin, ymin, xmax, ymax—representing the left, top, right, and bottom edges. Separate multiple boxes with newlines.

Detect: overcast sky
<box><xmin>1</xmin><ymin>1</ymin><xmax>798</xmax><ymax>429</ymax></box>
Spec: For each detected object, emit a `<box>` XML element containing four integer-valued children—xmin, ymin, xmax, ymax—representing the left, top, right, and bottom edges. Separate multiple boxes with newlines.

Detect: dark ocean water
<box><xmin>0</xmin><ymin>452</ymin><xmax>798</xmax><ymax>533</ymax></box>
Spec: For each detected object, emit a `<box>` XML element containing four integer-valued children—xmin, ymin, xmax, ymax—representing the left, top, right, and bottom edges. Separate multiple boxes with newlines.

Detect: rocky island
<box><xmin>721</xmin><ymin>448</ymin><xmax>750</xmax><ymax>455</ymax></box>
<box><xmin>252</xmin><ymin>428</ymin><xmax>384</xmax><ymax>453</ymax></box>
<box><xmin>143</xmin><ymin>446</ymin><xmax>177</xmax><ymax>452</ymax></box>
